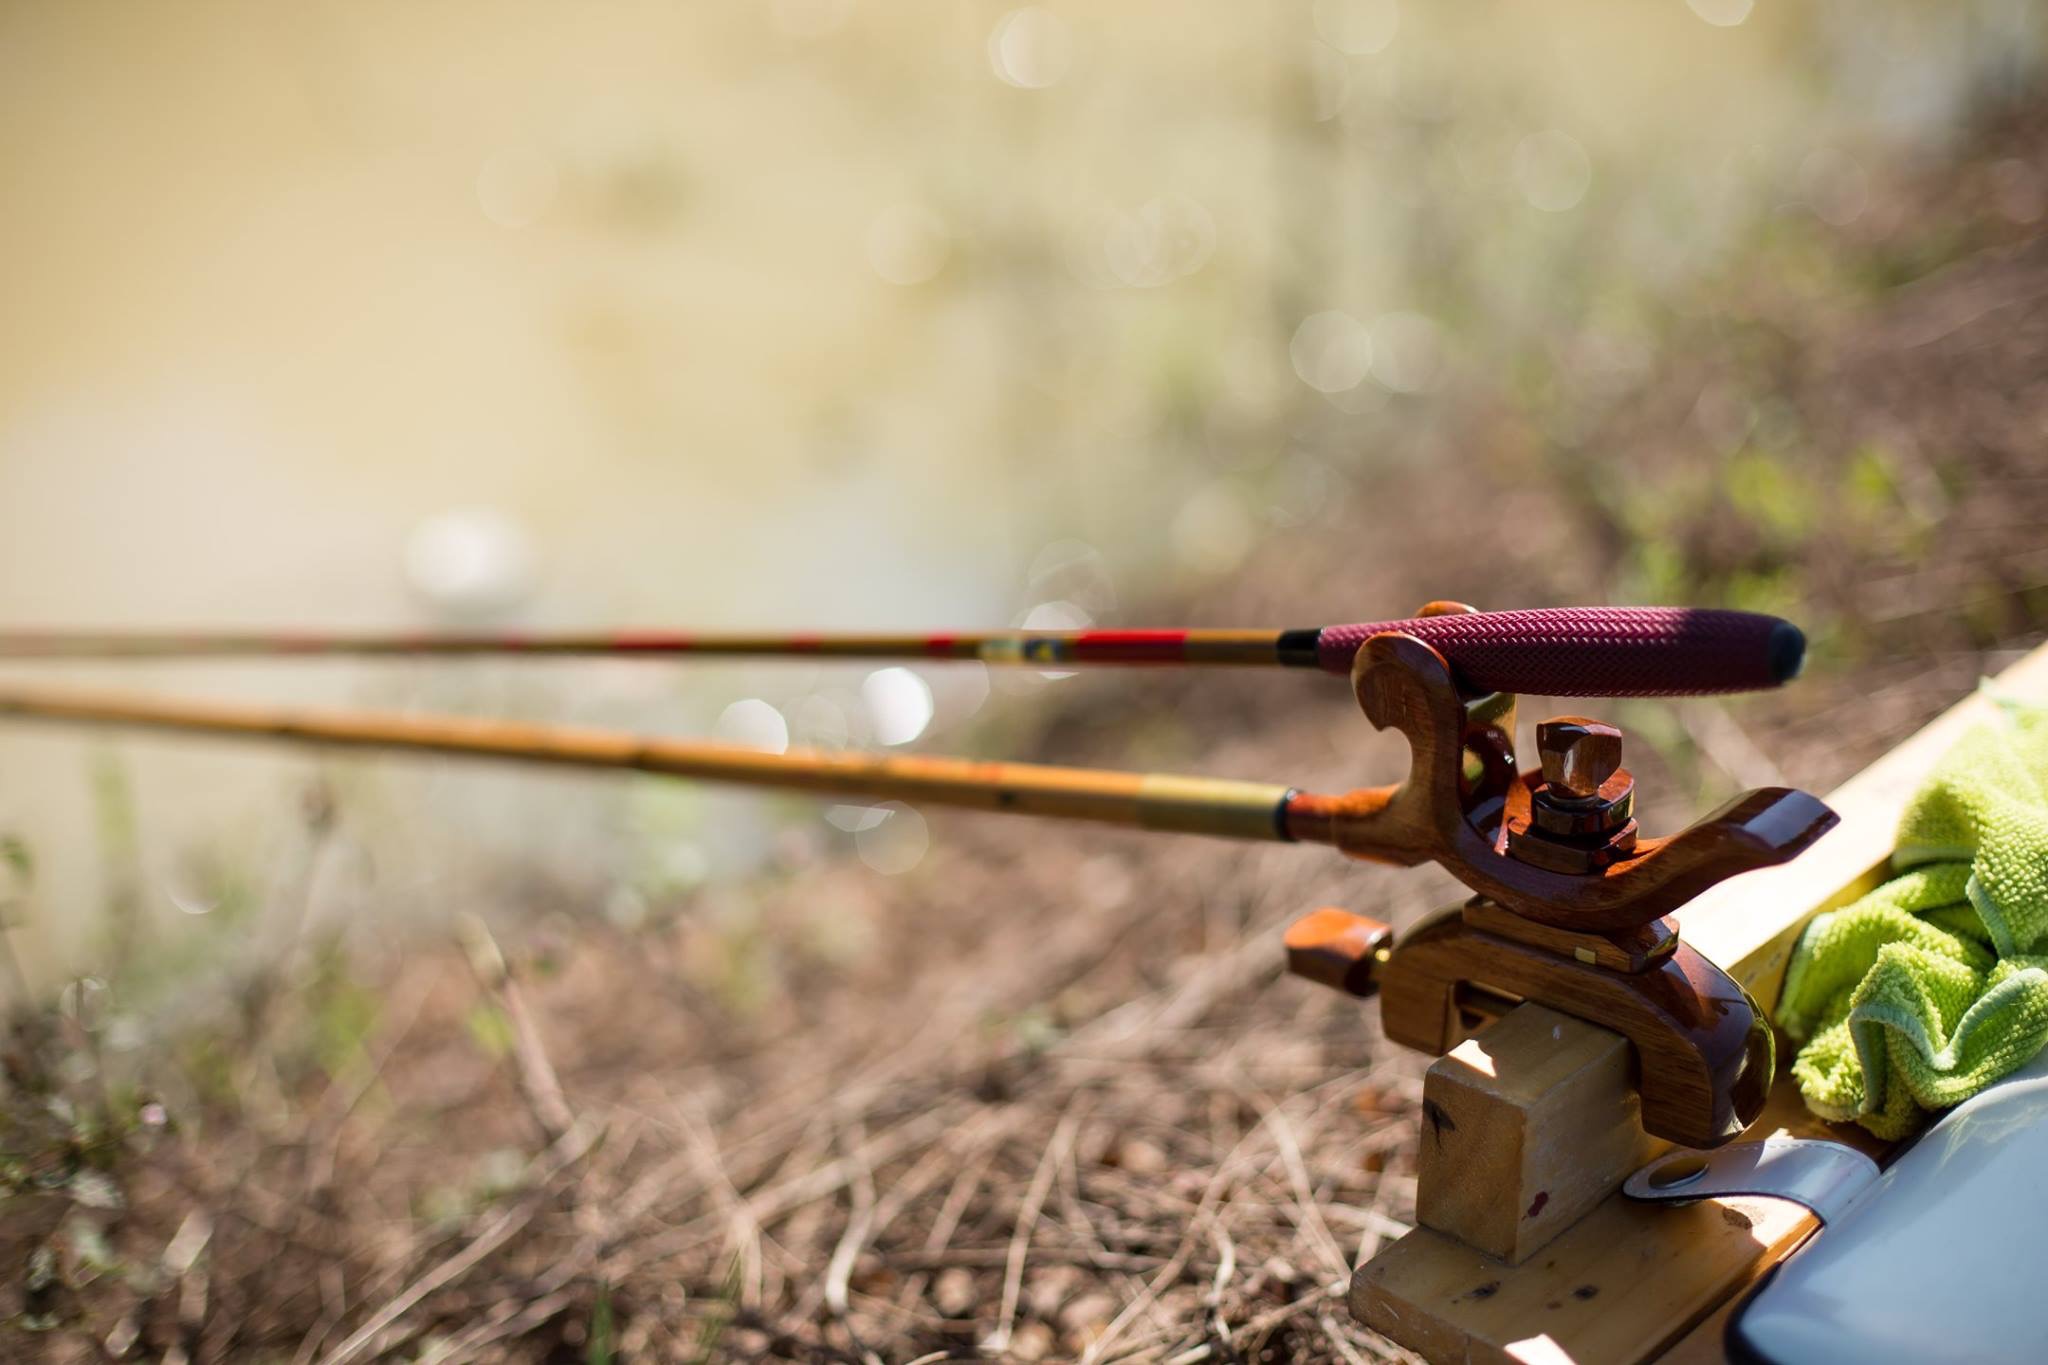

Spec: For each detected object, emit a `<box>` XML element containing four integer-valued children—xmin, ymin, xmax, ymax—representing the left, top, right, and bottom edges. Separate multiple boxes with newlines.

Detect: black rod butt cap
<box><xmin>1768</xmin><ymin>620</ymin><xmax>1806</xmax><ymax>684</ymax></box>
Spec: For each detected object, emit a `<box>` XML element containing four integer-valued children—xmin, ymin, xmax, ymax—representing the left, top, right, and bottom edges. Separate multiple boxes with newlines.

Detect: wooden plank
<box><xmin>1353</xmin><ymin>1192</ymin><xmax>1815</xmax><ymax>1364</ymax></box>
<box><xmin>1655</xmin><ymin>1291</ymin><xmax>1750</xmax><ymax>1365</ymax></box>
<box><xmin>1352</xmin><ymin>641</ymin><xmax>2048</xmax><ymax>1364</ymax></box>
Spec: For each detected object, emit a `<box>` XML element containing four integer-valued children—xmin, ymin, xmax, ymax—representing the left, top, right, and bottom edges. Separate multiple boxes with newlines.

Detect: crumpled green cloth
<box><xmin>1778</xmin><ymin>697</ymin><xmax>2048</xmax><ymax>1138</ymax></box>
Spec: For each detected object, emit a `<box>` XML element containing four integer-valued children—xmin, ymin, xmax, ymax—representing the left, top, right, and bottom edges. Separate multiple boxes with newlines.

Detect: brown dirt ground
<box><xmin>7</xmin><ymin>99</ymin><xmax>2048</xmax><ymax>1365</ymax></box>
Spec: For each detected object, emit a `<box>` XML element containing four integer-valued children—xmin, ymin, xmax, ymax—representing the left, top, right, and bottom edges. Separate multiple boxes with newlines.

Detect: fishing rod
<box><xmin>0</xmin><ymin>605</ymin><xmax>1802</xmax><ymax>696</ymax></box>
<box><xmin>0</xmin><ymin>602</ymin><xmax>1820</xmax><ymax>874</ymax></box>
<box><xmin>0</xmin><ymin>602</ymin><xmax>1840</xmax><ymax>1154</ymax></box>
<box><xmin>0</xmin><ymin>604</ymin><xmax>1808</xmax><ymax>853</ymax></box>
<box><xmin>0</xmin><ymin>682</ymin><xmax>1303</xmax><ymax>842</ymax></box>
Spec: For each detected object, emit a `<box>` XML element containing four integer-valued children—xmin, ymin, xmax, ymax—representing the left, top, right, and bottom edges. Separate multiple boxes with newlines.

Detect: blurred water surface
<box><xmin>0</xmin><ymin>0</ymin><xmax>2037</xmax><ymax>988</ymax></box>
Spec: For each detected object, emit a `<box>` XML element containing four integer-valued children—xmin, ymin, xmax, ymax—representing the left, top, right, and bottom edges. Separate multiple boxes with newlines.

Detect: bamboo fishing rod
<box><xmin>0</xmin><ymin>606</ymin><xmax>1805</xmax><ymax>696</ymax></box>
<box><xmin>0</xmin><ymin>682</ymin><xmax>1303</xmax><ymax>842</ymax></box>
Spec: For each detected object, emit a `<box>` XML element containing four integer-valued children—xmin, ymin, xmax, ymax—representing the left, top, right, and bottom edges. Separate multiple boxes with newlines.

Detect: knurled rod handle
<box><xmin>1304</xmin><ymin>607</ymin><xmax>1803</xmax><ymax>697</ymax></box>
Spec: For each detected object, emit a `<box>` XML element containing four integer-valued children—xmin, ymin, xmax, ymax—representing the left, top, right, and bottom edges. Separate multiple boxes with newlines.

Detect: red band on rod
<box><xmin>1070</xmin><ymin>630</ymin><xmax>1191</xmax><ymax>662</ymax></box>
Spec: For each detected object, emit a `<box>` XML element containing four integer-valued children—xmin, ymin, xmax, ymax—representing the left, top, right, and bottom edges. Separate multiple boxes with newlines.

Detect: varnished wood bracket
<box><xmin>1283</xmin><ymin>626</ymin><xmax>1816</xmax><ymax>1149</ymax></box>
<box><xmin>1285</xmin><ymin>632</ymin><xmax>1518</xmax><ymax>872</ymax></box>
<box><xmin>1284</xmin><ymin>907</ymin><xmax>1391</xmax><ymax>996</ymax></box>
<box><xmin>1285</xmin><ymin>634</ymin><xmax>1838</xmax><ymax>932</ymax></box>
<box><xmin>1381</xmin><ymin>910</ymin><xmax>1773</xmax><ymax>1149</ymax></box>
<box><xmin>1461</xmin><ymin>898</ymin><xmax>1676</xmax><ymax>973</ymax></box>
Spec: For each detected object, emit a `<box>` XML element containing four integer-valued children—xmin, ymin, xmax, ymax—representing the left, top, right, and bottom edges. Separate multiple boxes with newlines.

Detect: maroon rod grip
<box><xmin>1313</xmin><ymin>607</ymin><xmax>1804</xmax><ymax>697</ymax></box>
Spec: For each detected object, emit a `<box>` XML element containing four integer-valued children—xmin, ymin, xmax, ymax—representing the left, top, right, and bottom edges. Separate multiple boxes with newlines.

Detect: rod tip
<box><xmin>1768</xmin><ymin>620</ymin><xmax>1806</xmax><ymax>685</ymax></box>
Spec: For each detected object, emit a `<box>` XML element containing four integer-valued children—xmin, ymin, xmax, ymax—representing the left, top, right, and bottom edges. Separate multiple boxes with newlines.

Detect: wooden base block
<box><xmin>1353</xmin><ymin>1192</ymin><xmax>1817</xmax><ymax>1364</ymax></box>
<box><xmin>1416</xmin><ymin>1003</ymin><xmax>1662</xmax><ymax>1264</ymax></box>
<box><xmin>1357</xmin><ymin>1072</ymin><xmax>1883</xmax><ymax>1363</ymax></box>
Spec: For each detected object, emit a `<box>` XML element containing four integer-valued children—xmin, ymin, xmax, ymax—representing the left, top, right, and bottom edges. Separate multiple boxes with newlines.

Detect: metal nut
<box><xmin>1537</xmin><ymin>716</ymin><xmax>1624</xmax><ymax>799</ymax></box>
<box><xmin>1531</xmin><ymin>773</ymin><xmax>1635</xmax><ymax>836</ymax></box>
<box><xmin>1507</xmin><ymin>817</ymin><xmax>1639</xmax><ymax>874</ymax></box>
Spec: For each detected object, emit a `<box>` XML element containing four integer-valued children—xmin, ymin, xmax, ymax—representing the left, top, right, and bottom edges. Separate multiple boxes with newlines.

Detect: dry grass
<box><xmin>6</xmin><ymin>781</ymin><xmax>1456</xmax><ymax>1363</ymax></box>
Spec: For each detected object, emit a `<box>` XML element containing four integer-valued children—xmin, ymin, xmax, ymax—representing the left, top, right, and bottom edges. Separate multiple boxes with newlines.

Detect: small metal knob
<box><xmin>1537</xmin><ymin>716</ymin><xmax>1624</xmax><ymax>799</ymax></box>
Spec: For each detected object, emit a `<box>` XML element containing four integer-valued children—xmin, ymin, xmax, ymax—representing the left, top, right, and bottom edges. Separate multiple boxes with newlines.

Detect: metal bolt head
<box><xmin>1537</xmin><ymin>716</ymin><xmax>1624</xmax><ymax>798</ymax></box>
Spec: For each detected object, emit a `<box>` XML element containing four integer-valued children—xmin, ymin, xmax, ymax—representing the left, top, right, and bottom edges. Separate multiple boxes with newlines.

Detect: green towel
<box><xmin>1779</xmin><ymin>696</ymin><xmax>2048</xmax><ymax>1138</ymax></box>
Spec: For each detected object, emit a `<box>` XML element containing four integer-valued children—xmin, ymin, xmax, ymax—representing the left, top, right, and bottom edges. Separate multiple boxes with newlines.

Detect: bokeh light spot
<box><xmin>1686</xmin><ymin>0</ymin><xmax>1753</xmax><ymax>27</ymax></box>
<box><xmin>1513</xmin><ymin>130</ymin><xmax>1592</xmax><ymax>212</ymax></box>
<box><xmin>855</xmin><ymin>803</ymin><xmax>929</xmax><ymax>875</ymax></box>
<box><xmin>166</xmin><ymin>882</ymin><xmax>218</xmax><ymax>916</ymax></box>
<box><xmin>1020</xmin><ymin>600</ymin><xmax>1090</xmax><ymax>633</ymax></box>
<box><xmin>1027</xmin><ymin>540</ymin><xmax>1117</xmax><ymax>615</ymax></box>
<box><xmin>717</xmin><ymin>699</ymin><xmax>790</xmax><ymax>754</ymax></box>
<box><xmin>825</xmin><ymin>803</ymin><xmax>891</xmax><ymax>832</ymax></box>
<box><xmin>662</xmin><ymin>843</ymin><xmax>708</xmax><ymax>888</ymax></box>
<box><xmin>790</xmin><ymin>693</ymin><xmax>855</xmax><ymax>749</ymax></box>
<box><xmin>1289</xmin><ymin>311</ymin><xmax>1374</xmax><ymax>393</ymax></box>
<box><xmin>1369</xmin><ymin>311</ymin><xmax>1445</xmax><ymax>394</ymax></box>
<box><xmin>989</xmin><ymin>8</ymin><xmax>1072</xmax><ymax>89</ymax></box>
<box><xmin>866</xmin><ymin>204</ymin><xmax>951</xmax><ymax>285</ymax></box>
<box><xmin>1800</xmin><ymin>148</ymin><xmax>1869</xmax><ymax>226</ymax></box>
<box><xmin>1171</xmin><ymin>484</ymin><xmax>1255</xmax><ymax>578</ymax></box>
<box><xmin>59</xmin><ymin>977</ymin><xmax>108</xmax><ymax>1026</ymax></box>
<box><xmin>404</xmin><ymin>508</ymin><xmax>535</xmax><ymax>617</ymax></box>
<box><xmin>1313</xmin><ymin>0</ymin><xmax>1399</xmax><ymax>56</ymax></box>
<box><xmin>605</xmin><ymin>885</ymin><xmax>649</xmax><ymax>930</ymax></box>
<box><xmin>926</xmin><ymin>662</ymin><xmax>990</xmax><ymax>730</ymax></box>
<box><xmin>1102</xmin><ymin>195</ymin><xmax>1215</xmax><ymax>287</ymax></box>
<box><xmin>862</xmin><ymin>667</ymin><xmax>934</xmax><ymax>746</ymax></box>
<box><xmin>1019</xmin><ymin>600</ymin><xmax>1090</xmax><ymax>680</ymax></box>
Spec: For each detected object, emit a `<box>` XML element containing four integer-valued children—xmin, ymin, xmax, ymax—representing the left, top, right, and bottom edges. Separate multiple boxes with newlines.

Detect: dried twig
<box><xmin>985</xmin><ymin>1104</ymin><xmax>1084</xmax><ymax>1355</ymax></box>
<box><xmin>314</xmin><ymin>1120</ymin><xmax>599</xmax><ymax>1365</ymax></box>
<box><xmin>457</xmin><ymin>913</ymin><xmax>575</xmax><ymax>1143</ymax></box>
